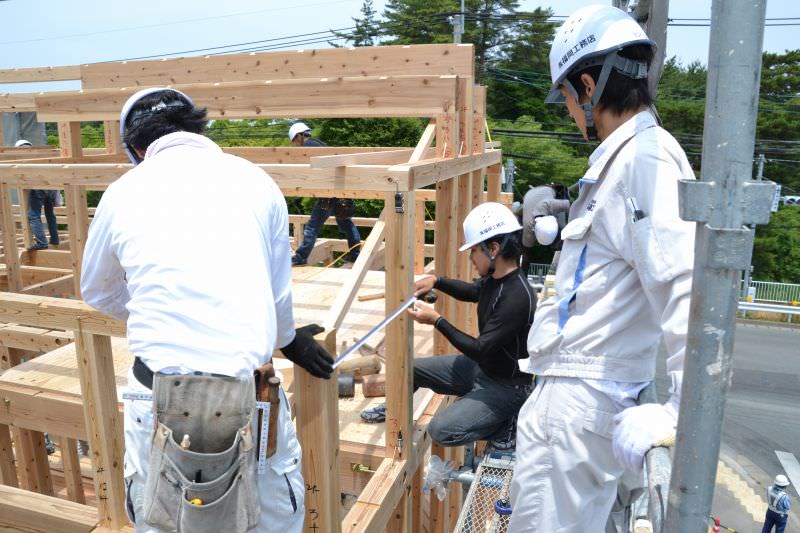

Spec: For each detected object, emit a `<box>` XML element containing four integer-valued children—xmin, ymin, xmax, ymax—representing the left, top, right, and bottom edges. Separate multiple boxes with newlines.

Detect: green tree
<box><xmin>330</xmin><ymin>0</ymin><xmax>381</xmax><ymax>47</ymax></box>
<box><xmin>752</xmin><ymin>206</ymin><xmax>800</xmax><ymax>282</ymax></box>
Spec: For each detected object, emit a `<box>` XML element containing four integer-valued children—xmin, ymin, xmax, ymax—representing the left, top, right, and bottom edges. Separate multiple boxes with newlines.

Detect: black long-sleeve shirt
<box><xmin>434</xmin><ymin>269</ymin><xmax>535</xmax><ymax>383</ymax></box>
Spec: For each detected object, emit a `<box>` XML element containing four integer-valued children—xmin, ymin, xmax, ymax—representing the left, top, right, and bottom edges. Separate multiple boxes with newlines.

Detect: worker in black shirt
<box><xmin>288</xmin><ymin>122</ymin><xmax>361</xmax><ymax>265</ymax></box>
<box><xmin>362</xmin><ymin>202</ymin><xmax>535</xmax><ymax>450</ymax></box>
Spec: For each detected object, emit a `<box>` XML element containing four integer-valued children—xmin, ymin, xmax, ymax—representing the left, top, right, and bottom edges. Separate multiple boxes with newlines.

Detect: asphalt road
<box><xmin>656</xmin><ymin>320</ymin><xmax>800</xmax><ymax>531</ymax></box>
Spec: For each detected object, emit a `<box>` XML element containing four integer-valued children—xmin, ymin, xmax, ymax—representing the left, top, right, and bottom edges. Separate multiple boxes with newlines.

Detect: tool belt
<box><xmin>142</xmin><ymin>372</ymin><xmax>260</xmax><ymax>532</ymax></box>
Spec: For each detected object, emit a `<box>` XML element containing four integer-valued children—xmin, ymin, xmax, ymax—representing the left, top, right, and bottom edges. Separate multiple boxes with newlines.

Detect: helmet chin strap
<box><xmin>564</xmin><ymin>52</ymin><xmax>648</xmax><ymax>141</ymax></box>
<box><xmin>479</xmin><ymin>234</ymin><xmax>511</xmax><ymax>278</ymax></box>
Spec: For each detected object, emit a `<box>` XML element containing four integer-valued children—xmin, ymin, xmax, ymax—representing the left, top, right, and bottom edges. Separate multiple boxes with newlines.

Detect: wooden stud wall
<box><xmin>0</xmin><ymin>43</ymin><xmax>506</xmax><ymax>533</ymax></box>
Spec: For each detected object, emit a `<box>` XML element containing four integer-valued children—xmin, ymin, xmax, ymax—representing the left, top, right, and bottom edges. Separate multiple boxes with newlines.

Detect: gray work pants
<box><xmin>414</xmin><ymin>355</ymin><xmax>533</xmax><ymax>446</ymax></box>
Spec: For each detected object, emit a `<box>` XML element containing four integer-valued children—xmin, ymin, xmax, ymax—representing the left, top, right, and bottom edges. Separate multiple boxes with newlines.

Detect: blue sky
<box><xmin>0</xmin><ymin>0</ymin><xmax>797</xmax><ymax>93</ymax></box>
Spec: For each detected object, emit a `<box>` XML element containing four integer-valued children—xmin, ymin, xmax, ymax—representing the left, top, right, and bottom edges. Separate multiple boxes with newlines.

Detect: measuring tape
<box><xmin>122</xmin><ymin>391</ymin><xmax>272</xmax><ymax>473</ymax></box>
<box><xmin>332</xmin><ymin>295</ymin><xmax>418</xmax><ymax>369</ymax></box>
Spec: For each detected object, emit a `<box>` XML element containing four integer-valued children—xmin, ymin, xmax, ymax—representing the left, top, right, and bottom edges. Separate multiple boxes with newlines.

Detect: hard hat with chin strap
<box><xmin>460</xmin><ymin>202</ymin><xmax>522</xmax><ymax>277</ymax></box>
<box><xmin>546</xmin><ymin>4</ymin><xmax>654</xmax><ymax>139</ymax></box>
<box><xmin>119</xmin><ymin>87</ymin><xmax>194</xmax><ymax>165</ymax></box>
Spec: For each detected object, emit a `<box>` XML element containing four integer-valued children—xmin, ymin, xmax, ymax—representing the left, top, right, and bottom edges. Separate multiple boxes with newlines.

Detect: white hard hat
<box><xmin>288</xmin><ymin>122</ymin><xmax>312</xmax><ymax>141</ymax></box>
<box><xmin>14</xmin><ymin>139</ymin><xmax>32</xmax><ymax>147</ymax></box>
<box><xmin>534</xmin><ymin>215</ymin><xmax>559</xmax><ymax>246</ymax></box>
<box><xmin>545</xmin><ymin>5</ymin><xmax>653</xmax><ymax>104</ymax></box>
<box><xmin>775</xmin><ymin>475</ymin><xmax>791</xmax><ymax>487</ymax></box>
<box><xmin>459</xmin><ymin>202</ymin><xmax>522</xmax><ymax>252</ymax></box>
<box><xmin>119</xmin><ymin>87</ymin><xmax>194</xmax><ymax>165</ymax></box>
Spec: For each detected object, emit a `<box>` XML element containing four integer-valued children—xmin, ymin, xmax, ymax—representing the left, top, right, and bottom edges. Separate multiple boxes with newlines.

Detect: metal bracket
<box><xmin>698</xmin><ymin>224</ymin><xmax>754</xmax><ymax>270</ymax></box>
<box><xmin>678</xmin><ymin>179</ymin><xmax>777</xmax><ymax>225</ymax></box>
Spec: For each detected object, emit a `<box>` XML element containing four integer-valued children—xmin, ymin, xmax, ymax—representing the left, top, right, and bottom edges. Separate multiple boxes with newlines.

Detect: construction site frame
<box><xmin>0</xmin><ymin>43</ymin><xmax>510</xmax><ymax>533</ymax></box>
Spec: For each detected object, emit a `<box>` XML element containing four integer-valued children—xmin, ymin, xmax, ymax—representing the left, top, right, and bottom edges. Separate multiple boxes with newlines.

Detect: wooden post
<box><xmin>18</xmin><ymin>187</ymin><xmax>34</xmax><ymax>250</ymax></box>
<box><xmin>15</xmin><ymin>429</ymin><xmax>53</xmax><ymax>495</ymax></box>
<box><xmin>296</xmin><ymin>329</ymin><xmax>341</xmax><ymax>533</ymax></box>
<box><xmin>428</xmin><ymin>442</ymin><xmax>450</xmax><ymax>533</ymax></box>
<box><xmin>103</xmin><ymin>120</ymin><xmax>122</xmax><ymax>154</ymax></box>
<box><xmin>58</xmin><ymin>121</ymin><xmax>82</xmax><ymax>159</ymax></box>
<box><xmin>73</xmin><ymin>330</ymin><xmax>126</xmax><ymax>529</ymax></box>
<box><xmin>0</xmin><ymin>183</ymin><xmax>23</xmax><ymax>291</ymax></box>
<box><xmin>60</xmin><ymin>437</ymin><xmax>86</xmax><ymax>504</ymax></box>
<box><xmin>411</xmin><ymin>466</ymin><xmax>423</xmax><ymax>533</ymax></box>
<box><xmin>414</xmin><ymin>200</ymin><xmax>426</xmax><ymax>275</ymax></box>
<box><xmin>63</xmin><ymin>185</ymin><xmax>88</xmax><ymax>297</ymax></box>
<box><xmin>486</xmin><ymin>164</ymin><xmax>502</xmax><ymax>203</ymax></box>
<box><xmin>0</xmin><ymin>424</ymin><xmax>17</xmax><ymax>488</ymax></box>
<box><xmin>383</xmin><ymin>190</ymin><xmax>415</xmax><ymax>533</ymax></box>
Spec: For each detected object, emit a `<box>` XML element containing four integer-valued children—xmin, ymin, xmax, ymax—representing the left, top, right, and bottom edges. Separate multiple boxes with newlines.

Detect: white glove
<box><xmin>534</xmin><ymin>215</ymin><xmax>559</xmax><ymax>245</ymax></box>
<box><xmin>612</xmin><ymin>403</ymin><xmax>677</xmax><ymax>472</ymax></box>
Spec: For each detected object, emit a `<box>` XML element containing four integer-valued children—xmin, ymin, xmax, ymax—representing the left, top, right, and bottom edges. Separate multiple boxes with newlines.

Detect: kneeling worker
<box><xmin>362</xmin><ymin>202</ymin><xmax>535</xmax><ymax>449</ymax></box>
<box><xmin>81</xmin><ymin>88</ymin><xmax>334</xmax><ymax>532</ymax></box>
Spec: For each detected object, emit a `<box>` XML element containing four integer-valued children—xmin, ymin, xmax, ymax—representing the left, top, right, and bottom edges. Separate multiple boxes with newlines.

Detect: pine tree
<box><xmin>330</xmin><ymin>0</ymin><xmax>381</xmax><ymax>47</ymax></box>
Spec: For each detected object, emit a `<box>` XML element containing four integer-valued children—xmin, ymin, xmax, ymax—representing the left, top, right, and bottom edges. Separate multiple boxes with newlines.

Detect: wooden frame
<box><xmin>0</xmin><ymin>42</ymin><xmax>504</xmax><ymax>533</ymax></box>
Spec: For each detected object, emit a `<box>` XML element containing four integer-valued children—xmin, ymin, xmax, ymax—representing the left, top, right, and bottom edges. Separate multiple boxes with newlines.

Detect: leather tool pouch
<box><xmin>142</xmin><ymin>373</ymin><xmax>259</xmax><ymax>532</ymax></box>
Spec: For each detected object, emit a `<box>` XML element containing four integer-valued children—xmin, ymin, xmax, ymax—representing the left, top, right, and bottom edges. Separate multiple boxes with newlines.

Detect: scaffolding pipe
<box><xmin>665</xmin><ymin>1</ymin><xmax>771</xmax><ymax>532</ymax></box>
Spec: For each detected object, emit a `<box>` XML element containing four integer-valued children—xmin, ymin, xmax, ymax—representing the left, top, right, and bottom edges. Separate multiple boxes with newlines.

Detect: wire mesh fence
<box><xmin>453</xmin><ymin>453</ymin><xmax>515</xmax><ymax>533</ymax></box>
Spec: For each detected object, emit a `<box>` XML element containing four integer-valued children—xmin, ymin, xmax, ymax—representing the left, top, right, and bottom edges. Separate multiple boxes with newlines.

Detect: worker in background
<box><xmin>361</xmin><ymin>202</ymin><xmax>535</xmax><ymax>450</ymax></box>
<box><xmin>81</xmin><ymin>89</ymin><xmax>334</xmax><ymax>533</ymax></box>
<box><xmin>2</xmin><ymin>111</ymin><xmax>47</xmax><ymax>147</ymax></box>
<box><xmin>763</xmin><ymin>475</ymin><xmax>792</xmax><ymax>533</ymax></box>
<box><xmin>508</xmin><ymin>6</ymin><xmax>696</xmax><ymax>531</ymax></box>
<box><xmin>288</xmin><ymin>122</ymin><xmax>361</xmax><ymax>266</ymax></box>
<box><xmin>18</xmin><ymin>140</ymin><xmax>62</xmax><ymax>251</ymax></box>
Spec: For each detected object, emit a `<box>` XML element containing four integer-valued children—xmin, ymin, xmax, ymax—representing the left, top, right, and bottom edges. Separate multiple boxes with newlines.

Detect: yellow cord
<box><xmin>485</xmin><ymin>119</ymin><xmax>492</xmax><ymax>144</ymax></box>
<box><xmin>317</xmin><ymin>241</ymin><xmax>362</xmax><ymax>272</ymax></box>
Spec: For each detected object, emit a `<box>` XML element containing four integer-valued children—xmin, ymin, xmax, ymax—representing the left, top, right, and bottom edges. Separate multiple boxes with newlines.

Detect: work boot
<box><xmin>291</xmin><ymin>255</ymin><xmax>307</xmax><ymax>267</ymax></box>
<box><xmin>44</xmin><ymin>433</ymin><xmax>56</xmax><ymax>455</ymax></box>
<box><xmin>360</xmin><ymin>403</ymin><xmax>386</xmax><ymax>423</ymax></box>
<box><xmin>487</xmin><ymin>416</ymin><xmax>517</xmax><ymax>451</ymax></box>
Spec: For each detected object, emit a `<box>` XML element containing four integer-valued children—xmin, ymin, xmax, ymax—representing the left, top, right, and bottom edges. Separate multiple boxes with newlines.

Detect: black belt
<box><xmin>132</xmin><ymin>356</ymin><xmax>240</xmax><ymax>391</ymax></box>
<box><xmin>133</xmin><ymin>356</ymin><xmax>155</xmax><ymax>390</ymax></box>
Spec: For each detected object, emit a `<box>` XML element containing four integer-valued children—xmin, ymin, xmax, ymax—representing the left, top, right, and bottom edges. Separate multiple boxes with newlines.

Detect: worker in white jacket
<box><xmin>508</xmin><ymin>6</ymin><xmax>696</xmax><ymax>531</ymax></box>
<box><xmin>81</xmin><ymin>88</ymin><xmax>333</xmax><ymax>532</ymax></box>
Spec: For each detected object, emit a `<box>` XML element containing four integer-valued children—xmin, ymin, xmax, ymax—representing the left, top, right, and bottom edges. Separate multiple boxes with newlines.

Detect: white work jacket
<box><xmin>521</xmin><ymin>111</ymin><xmax>695</xmax><ymax>408</ymax></box>
<box><xmin>81</xmin><ymin>132</ymin><xmax>296</xmax><ymax>377</ymax></box>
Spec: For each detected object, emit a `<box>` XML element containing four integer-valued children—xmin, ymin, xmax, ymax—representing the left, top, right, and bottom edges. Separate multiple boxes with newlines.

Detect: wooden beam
<box><xmin>73</xmin><ymin>331</ymin><xmax>126</xmax><ymax>529</ymax></box>
<box><xmin>296</xmin><ymin>329</ymin><xmax>341</xmax><ymax>533</ymax></box>
<box><xmin>21</xmin><ymin>265</ymin><xmax>73</xmax><ymax>285</ymax></box>
<box><xmin>0</xmin><ymin>384</ymin><xmax>88</xmax><ymax>439</ymax></box>
<box><xmin>390</xmin><ymin>150</ymin><xmax>502</xmax><ymax>189</ymax></box>
<box><xmin>409</xmin><ymin>120</ymin><xmax>437</xmax><ymax>163</ymax></box>
<box><xmin>323</xmin><ymin>210</ymin><xmax>386</xmax><ymax>332</ymax></box>
<box><xmin>0</xmin><ymin>484</ymin><xmax>99</xmax><ymax>533</ymax></box>
<box><xmin>223</xmin><ymin>146</ymin><xmax>409</xmax><ymax>164</ymax></box>
<box><xmin>342</xmin><ymin>458</ymin><xmax>408</xmax><ymax>533</ymax></box>
<box><xmin>0</xmin><ymin>182</ymin><xmax>23</xmax><ymax>291</ymax></box>
<box><xmin>0</xmin><ymin>293</ymin><xmax>126</xmax><ymax>337</ymax></box>
<box><xmin>22</xmin><ymin>248</ymin><xmax>73</xmax><ymax>269</ymax></box>
<box><xmin>36</xmin><ymin>76</ymin><xmax>458</xmax><ymax>122</ymax></box>
<box><xmin>0</xmin><ymin>93</ymin><xmax>37</xmax><ymax>112</ymax></box>
<box><xmin>310</xmin><ymin>149</ymin><xmax>420</xmax><ymax>169</ymax></box>
<box><xmin>80</xmin><ymin>44</ymin><xmax>474</xmax><ymax>89</ymax></box>
<box><xmin>0</xmin><ymin>65</ymin><xmax>82</xmax><ymax>84</ymax></box>
<box><xmin>21</xmin><ymin>273</ymin><xmax>75</xmax><ymax>298</ymax></box>
<box><xmin>0</xmin><ymin>323</ymin><xmax>73</xmax><ymax>351</ymax></box>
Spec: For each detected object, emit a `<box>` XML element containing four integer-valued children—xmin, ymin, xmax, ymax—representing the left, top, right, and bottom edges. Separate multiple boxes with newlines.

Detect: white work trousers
<box><xmin>122</xmin><ymin>369</ymin><xmax>305</xmax><ymax>533</ymax></box>
<box><xmin>508</xmin><ymin>377</ymin><xmax>625</xmax><ymax>533</ymax></box>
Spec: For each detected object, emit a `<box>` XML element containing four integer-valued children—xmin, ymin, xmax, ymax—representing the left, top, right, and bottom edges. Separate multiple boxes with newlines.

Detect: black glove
<box><xmin>281</xmin><ymin>324</ymin><xmax>334</xmax><ymax>379</ymax></box>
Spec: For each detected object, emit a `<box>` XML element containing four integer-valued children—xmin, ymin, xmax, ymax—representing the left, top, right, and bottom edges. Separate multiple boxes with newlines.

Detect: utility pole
<box><xmin>665</xmin><ymin>1</ymin><xmax>775</xmax><ymax>531</ymax></box>
<box><xmin>631</xmin><ymin>0</ymin><xmax>670</xmax><ymax>99</ymax></box>
<box><xmin>452</xmin><ymin>0</ymin><xmax>465</xmax><ymax>43</ymax></box>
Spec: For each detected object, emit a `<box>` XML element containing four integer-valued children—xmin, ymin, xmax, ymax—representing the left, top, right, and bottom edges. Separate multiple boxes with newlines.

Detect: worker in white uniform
<box><xmin>81</xmin><ymin>88</ymin><xmax>334</xmax><ymax>532</ymax></box>
<box><xmin>508</xmin><ymin>6</ymin><xmax>696</xmax><ymax>531</ymax></box>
